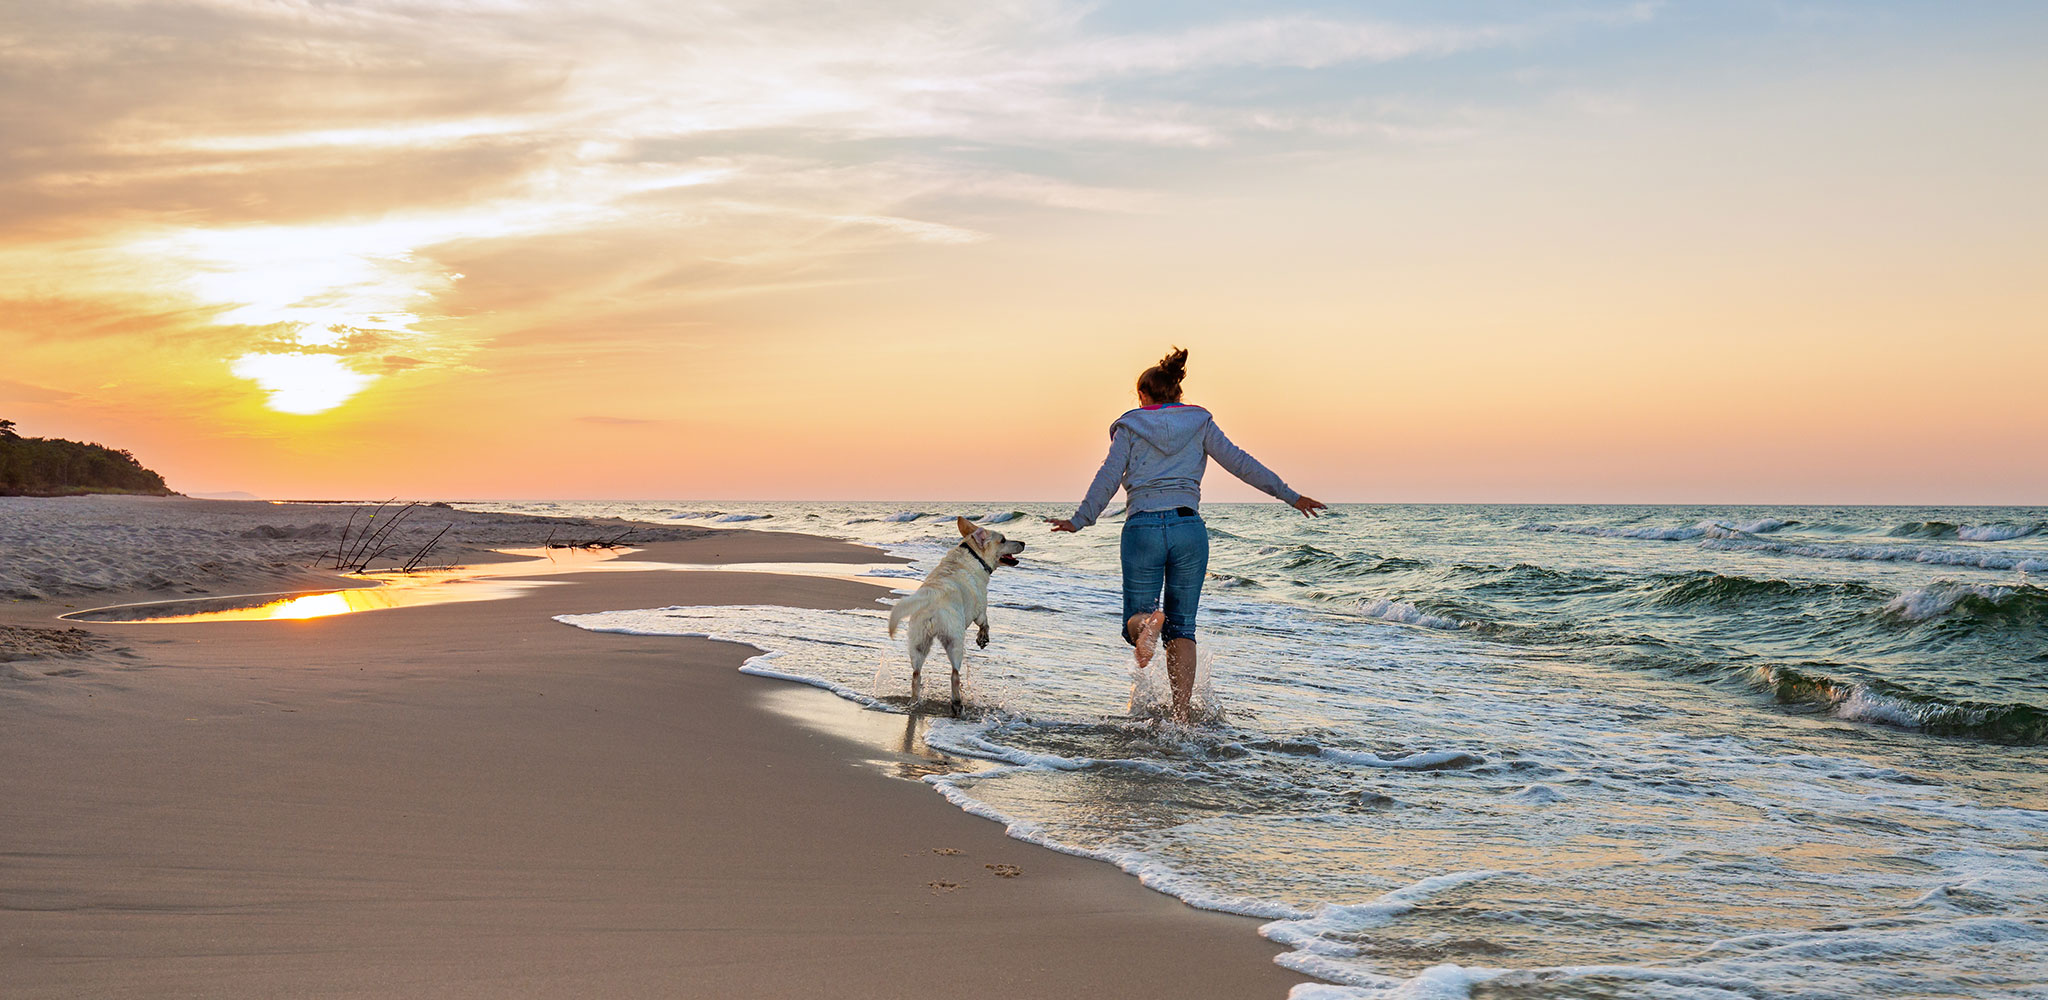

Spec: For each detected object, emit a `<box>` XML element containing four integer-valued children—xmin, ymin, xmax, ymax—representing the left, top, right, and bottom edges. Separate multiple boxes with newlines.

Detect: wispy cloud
<box><xmin>578</xmin><ymin>415</ymin><xmax>662</xmax><ymax>426</ymax></box>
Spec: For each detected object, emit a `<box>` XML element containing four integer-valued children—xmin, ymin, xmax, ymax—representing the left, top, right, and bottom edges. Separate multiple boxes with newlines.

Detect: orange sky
<box><xmin>3</xmin><ymin>2</ymin><xmax>2043</xmax><ymax>503</ymax></box>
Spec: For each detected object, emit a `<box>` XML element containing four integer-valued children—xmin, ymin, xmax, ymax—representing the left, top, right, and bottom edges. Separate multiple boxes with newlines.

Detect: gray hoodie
<box><xmin>1068</xmin><ymin>403</ymin><xmax>1300</xmax><ymax>529</ymax></box>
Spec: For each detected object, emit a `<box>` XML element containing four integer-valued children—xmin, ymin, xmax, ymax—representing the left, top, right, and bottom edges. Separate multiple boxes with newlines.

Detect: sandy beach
<box><xmin>0</xmin><ymin>496</ymin><xmax>1302</xmax><ymax>998</ymax></box>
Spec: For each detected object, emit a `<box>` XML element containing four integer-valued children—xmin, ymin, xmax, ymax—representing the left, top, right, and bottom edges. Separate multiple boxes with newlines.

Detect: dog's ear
<box><xmin>956</xmin><ymin>516</ymin><xmax>976</xmax><ymax>537</ymax></box>
<box><xmin>972</xmin><ymin>527</ymin><xmax>991</xmax><ymax>547</ymax></box>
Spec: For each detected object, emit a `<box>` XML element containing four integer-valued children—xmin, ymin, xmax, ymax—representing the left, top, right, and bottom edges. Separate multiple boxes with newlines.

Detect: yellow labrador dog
<box><xmin>886</xmin><ymin>516</ymin><xmax>1025</xmax><ymax>715</ymax></box>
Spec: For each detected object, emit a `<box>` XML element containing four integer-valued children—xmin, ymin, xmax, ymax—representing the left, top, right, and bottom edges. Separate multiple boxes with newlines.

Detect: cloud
<box><xmin>0</xmin><ymin>379</ymin><xmax>81</xmax><ymax>404</ymax></box>
<box><xmin>0</xmin><ymin>0</ymin><xmax>1604</xmax><ymax>414</ymax></box>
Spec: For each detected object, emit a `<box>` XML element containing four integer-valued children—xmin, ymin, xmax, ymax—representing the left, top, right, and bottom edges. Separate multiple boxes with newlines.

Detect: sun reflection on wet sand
<box><xmin>258</xmin><ymin>591</ymin><xmax>355</xmax><ymax>620</ymax></box>
<box><xmin>60</xmin><ymin>547</ymin><xmax>904</xmax><ymax>625</ymax></box>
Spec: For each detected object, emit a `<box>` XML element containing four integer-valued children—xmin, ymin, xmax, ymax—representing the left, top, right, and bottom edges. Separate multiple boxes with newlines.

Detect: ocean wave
<box><xmin>1355</xmin><ymin>598</ymin><xmax>1463</xmax><ymax>630</ymax></box>
<box><xmin>1234</xmin><ymin>739</ymin><xmax>1487</xmax><ymax>770</ymax></box>
<box><xmin>975</xmin><ymin>510</ymin><xmax>1029</xmax><ymax>524</ymax></box>
<box><xmin>1648</xmin><ymin>572</ymin><xmax>1875</xmax><ymax>608</ymax></box>
<box><xmin>1269</xmin><ymin>544</ymin><xmax>1407</xmax><ymax>577</ymax></box>
<box><xmin>1883</xmin><ymin>582</ymin><xmax>2048</xmax><ymax>624</ymax></box>
<box><xmin>1521</xmin><ymin>518</ymin><xmax>1793</xmax><ymax>541</ymax></box>
<box><xmin>1319</xmin><ymin>747</ymin><xmax>1487</xmax><ymax>769</ymax></box>
<box><xmin>713</xmin><ymin>513</ymin><xmax>772</xmax><ymax>522</ymax></box>
<box><xmin>1890</xmin><ymin>520</ymin><xmax>1959</xmax><ymax>539</ymax></box>
<box><xmin>1748</xmin><ymin>664</ymin><xmax>2046</xmax><ymax>744</ymax></box>
<box><xmin>1958</xmin><ymin>522</ymin><xmax>2044</xmax><ymax>542</ymax></box>
<box><xmin>882</xmin><ymin>511</ymin><xmax>929</xmax><ymax>522</ymax></box>
<box><xmin>1882</xmin><ymin>519</ymin><xmax>2043</xmax><ymax>542</ymax></box>
<box><xmin>1363</xmin><ymin>556</ymin><xmax>1430</xmax><ymax>574</ymax></box>
<box><xmin>665</xmin><ymin>510</ymin><xmax>723</xmax><ymax>520</ymax></box>
<box><xmin>1702</xmin><ymin>538</ymin><xmax>2048</xmax><ymax>573</ymax></box>
<box><xmin>1279</xmin><ymin>543</ymin><xmax>1338</xmax><ymax>568</ymax></box>
<box><xmin>1459</xmin><ymin>562</ymin><xmax>1616</xmax><ymax>585</ymax></box>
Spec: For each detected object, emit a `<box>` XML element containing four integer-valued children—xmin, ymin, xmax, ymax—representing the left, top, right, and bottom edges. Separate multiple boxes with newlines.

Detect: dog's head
<box><xmin>957</xmin><ymin>516</ymin><xmax>1024</xmax><ymax>568</ymax></box>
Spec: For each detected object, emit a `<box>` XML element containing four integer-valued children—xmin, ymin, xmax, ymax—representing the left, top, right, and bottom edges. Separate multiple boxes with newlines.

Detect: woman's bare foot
<box><xmin>1129</xmin><ymin>610</ymin><xmax>1165</xmax><ymax>670</ymax></box>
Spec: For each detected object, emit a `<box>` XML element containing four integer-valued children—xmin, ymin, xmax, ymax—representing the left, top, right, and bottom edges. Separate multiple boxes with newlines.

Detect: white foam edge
<box><xmin>1700</xmin><ymin>537</ymin><xmax>2048</xmax><ymax>573</ymax></box>
<box><xmin>1356</xmin><ymin>598</ymin><xmax>1463</xmax><ymax>631</ymax></box>
<box><xmin>921</xmin><ymin>770</ymin><xmax>1310</xmax><ymax>921</ymax></box>
<box><xmin>927</xmin><ymin>728</ymin><xmax>1193</xmax><ymax>777</ymax></box>
<box><xmin>1282</xmin><ymin>960</ymin><xmax>1504</xmax><ymax>999</ymax></box>
<box><xmin>1317</xmin><ymin>747</ymin><xmax>1488</xmax><ymax>769</ymax></box>
<box><xmin>1259</xmin><ymin>870</ymin><xmax>1506</xmax><ymax>958</ymax></box>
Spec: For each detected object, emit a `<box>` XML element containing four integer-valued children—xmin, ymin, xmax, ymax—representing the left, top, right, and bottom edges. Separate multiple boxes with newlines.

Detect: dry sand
<box><xmin>0</xmin><ymin>498</ymin><xmax>1304</xmax><ymax>998</ymax></box>
<box><xmin>0</xmin><ymin>494</ymin><xmax>709</xmax><ymax>601</ymax></box>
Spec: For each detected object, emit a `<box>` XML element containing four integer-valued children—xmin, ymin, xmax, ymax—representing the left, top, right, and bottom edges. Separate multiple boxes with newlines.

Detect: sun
<box><xmin>227</xmin><ymin>352</ymin><xmax>379</xmax><ymax>415</ymax></box>
<box><xmin>127</xmin><ymin>218</ymin><xmax>465</xmax><ymax>415</ymax></box>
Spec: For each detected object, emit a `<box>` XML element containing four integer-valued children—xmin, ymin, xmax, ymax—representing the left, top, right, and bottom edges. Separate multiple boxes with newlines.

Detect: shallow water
<box><xmin>58</xmin><ymin>547</ymin><xmax>626</xmax><ymax>623</ymax></box>
<box><xmin>502</xmin><ymin>501</ymin><xmax>2046</xmax><ymax>998</ymax></box>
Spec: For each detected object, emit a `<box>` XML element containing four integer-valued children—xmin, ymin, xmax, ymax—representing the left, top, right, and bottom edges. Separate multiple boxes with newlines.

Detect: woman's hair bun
<box><xmin>1136</xmin><ymin>346</ymin><xmax>1190</xmax><ymax>402</ymax></box>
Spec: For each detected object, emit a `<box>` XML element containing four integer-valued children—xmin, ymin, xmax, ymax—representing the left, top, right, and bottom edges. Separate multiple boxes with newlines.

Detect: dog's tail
<box><xmin>886</xmin><ymin>590</ymin><xmax>932</xmax><ymax>640</ymax></box>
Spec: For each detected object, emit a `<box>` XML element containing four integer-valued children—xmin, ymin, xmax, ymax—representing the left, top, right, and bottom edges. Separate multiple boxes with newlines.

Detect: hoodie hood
<box><xmin>1111</xmin><ymin>403</ymin><xmax>1212</xmax><ymax>455</ymax></box>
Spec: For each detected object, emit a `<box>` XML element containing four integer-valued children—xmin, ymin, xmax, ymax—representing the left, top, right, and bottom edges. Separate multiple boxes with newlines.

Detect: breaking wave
<box><xmin>1884</xmin><ymin>582</ymin><xmax>2048</xmax><ymax>624</ymax></box>
<box><xmin>1888</xmin><ymin>520</ymin><xmax>2041</xmax><ymax>541</ymax></box>
<box><xmin>1355</xmin><ymin>597</ymin><xmax>1463</xmax><ymax>630</ymax></box>
<box><xmin>1890</xmin><ymin>520</ymin><xmax>1960</xmax><ymax>539</ymax></box>
<box><xmin>1958</xmin><ymin>522</ymin><xmax>2044</xmax><ymax>542</ymax></box>
<box><xmin>1702</xmin><ymin>537</ymin><xmax>2048</xmax><ymax>573</ymax></box>
<box><xmin>1749</xmin><ymin>664</ymin><xmax>2047</xmax><ymax>744</ymax></box>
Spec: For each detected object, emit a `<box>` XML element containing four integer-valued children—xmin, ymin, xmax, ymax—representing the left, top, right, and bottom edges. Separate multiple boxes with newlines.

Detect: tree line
<box><xmin>0</xmin><ymin>419</ymin><xmax>173</xmax><ymax>496</ymax></box>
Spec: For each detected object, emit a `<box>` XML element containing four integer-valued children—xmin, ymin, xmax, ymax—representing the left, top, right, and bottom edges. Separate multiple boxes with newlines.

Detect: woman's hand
<box><xmin>1046</xmin><ymin>518</ymin><xmax>1079</xmax><ymax>532</ymax></box>
<box><xmin>1293</xmin><ymin>496</ymin><xmax>1327</xmax><ymax>517</ymax></box>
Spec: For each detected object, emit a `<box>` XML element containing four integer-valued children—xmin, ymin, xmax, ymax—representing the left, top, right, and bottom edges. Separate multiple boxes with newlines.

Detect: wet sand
<box><xmin>0</xmin><ymin>508</ymin><xmax>1304</xmax><ymax>998</ymax></box>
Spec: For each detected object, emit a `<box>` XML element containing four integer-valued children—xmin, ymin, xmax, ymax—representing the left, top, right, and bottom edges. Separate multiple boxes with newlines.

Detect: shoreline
<box><xmin>0</xmin><ymin>499</ymin><xmax>1307</xmax><ymax>998</ymax></box>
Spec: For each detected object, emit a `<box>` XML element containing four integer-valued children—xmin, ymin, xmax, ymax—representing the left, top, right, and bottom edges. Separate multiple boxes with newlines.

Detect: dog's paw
<box><xmin>949</xmin><ymin>698</ymin><xmax>963</xmax><ymax>718</ymax></box>
<box><xmin>975</xmin><ymin>629</ymin><xmax>990</xmax><ymax>649</ymax></box>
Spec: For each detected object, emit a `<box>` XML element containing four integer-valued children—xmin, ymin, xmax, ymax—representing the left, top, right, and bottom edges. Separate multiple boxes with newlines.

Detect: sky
<box><xmin>2</xmin><ymin>1</ymin><xmax>2043</xmax><ymax>503</ymax></box>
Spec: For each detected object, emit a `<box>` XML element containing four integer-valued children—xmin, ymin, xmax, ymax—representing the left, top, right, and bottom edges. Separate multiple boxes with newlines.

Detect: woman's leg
<box><xmin>1160</xmin><ymin>514</ymin><xmax>1210</xmax><ymax>722</ymax></box>
<box><xmin>1120</xmin><ymin>517</ymin><xmax>1168</xmax><ymax>669</ymax></box>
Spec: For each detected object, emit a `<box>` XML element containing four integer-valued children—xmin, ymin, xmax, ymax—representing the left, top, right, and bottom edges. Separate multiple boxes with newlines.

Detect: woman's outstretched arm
<box><xmin>1049</xmin><ymin>428</ymin><xmax>1133</xmax><ymax>532</ymax></box>
<box><xmin>1204</xmin><ymin>420</ymin><xmax>1326</xmax><ymax>516</ymax></box>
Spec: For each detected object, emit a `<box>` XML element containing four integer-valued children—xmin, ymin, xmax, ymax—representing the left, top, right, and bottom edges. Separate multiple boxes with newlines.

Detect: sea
<box><xmin>464</xmin><ymin>501</ymin><xmax>2048</xmax><ymax>999</ymax></box>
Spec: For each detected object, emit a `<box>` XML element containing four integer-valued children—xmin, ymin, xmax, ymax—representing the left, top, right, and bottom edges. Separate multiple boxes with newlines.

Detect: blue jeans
<box><xmin>1120</xmin><ymin>507</ymin><xmax>1209</xmax><ymax>645</ymax></box>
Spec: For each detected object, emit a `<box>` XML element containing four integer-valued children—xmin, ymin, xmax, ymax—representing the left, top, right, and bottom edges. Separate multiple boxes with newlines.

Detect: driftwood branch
<box><xmin>400</xmin><ymin>524</ymin><xmax>452</xmax><ymax>573</ymax></box>
<box><xmin>547</xmin><ymin>528</ymin><xmax>635</xmax><ymax>550</ymax></box>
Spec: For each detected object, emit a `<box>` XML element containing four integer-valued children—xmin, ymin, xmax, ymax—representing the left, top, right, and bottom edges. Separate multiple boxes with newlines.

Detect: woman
<box><xmin>1048</xmin><ymin>347</ymin><xmax>1325</xmax><ymax>723</ymax></box>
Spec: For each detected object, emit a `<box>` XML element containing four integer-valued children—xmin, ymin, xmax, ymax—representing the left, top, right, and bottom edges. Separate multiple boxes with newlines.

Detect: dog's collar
<box><xmin>957</xmin><ymin>541</ymin><xmax>994</xmax><ymax>574</ymax></box>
